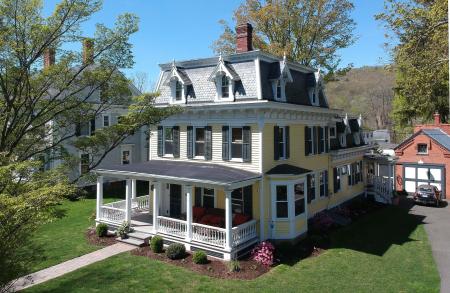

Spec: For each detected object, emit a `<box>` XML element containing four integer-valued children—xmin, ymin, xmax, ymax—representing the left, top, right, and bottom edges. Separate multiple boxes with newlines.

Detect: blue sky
<box><xmin>43</xmin><ymin>0</ymin><xmax>390</xmax><ymax>88</ymax></box>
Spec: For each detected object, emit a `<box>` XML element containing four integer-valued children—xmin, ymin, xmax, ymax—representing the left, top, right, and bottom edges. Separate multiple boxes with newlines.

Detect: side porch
<box><xmin>94</xmin><ymin>160</ymin><xmax>262</xmax><ymax>260</ymax></box>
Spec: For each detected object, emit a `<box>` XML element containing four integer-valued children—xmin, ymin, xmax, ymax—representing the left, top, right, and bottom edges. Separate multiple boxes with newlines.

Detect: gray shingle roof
<box><xmin>95</xmin><ymin>160</ymin><xmax>261</xmax><ymax>186</ymax></box>
<box><xmin>266</xmin><ymin>164</ymin><xmax>312</xmax><ymax>176</ymax></box>
<box><xmin>422</xmin><ymin>128</ymin><xmax>450</xmax><ymax>151</ymax></box>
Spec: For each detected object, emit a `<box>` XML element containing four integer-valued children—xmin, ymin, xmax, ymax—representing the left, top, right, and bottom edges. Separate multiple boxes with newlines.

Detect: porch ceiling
<box><xmin>95</xmin><ymin>160</ymin><xmax>261</xmax><ymax>188</ymax></box>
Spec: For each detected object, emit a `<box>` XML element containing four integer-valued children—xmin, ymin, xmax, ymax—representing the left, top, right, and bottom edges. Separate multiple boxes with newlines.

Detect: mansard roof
<box><xmin>163</xmin><ymin>62</ymin><xmax>192</xmax><ymax>85</ymax></box>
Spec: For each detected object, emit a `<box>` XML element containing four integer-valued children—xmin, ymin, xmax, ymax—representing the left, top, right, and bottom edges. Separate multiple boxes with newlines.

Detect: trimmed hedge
<box><xmin>192</xmin><ymin>250</ymin><xmax>208</xmax><ymax>264</ymax></box>
<box><xmin>150</xmin><ymin>236</ymin><xmax>163</xmax><ymax>253</ymax></box>
<box><xmin>166</xmin><ymin>243</ymin><xmax>186</xmax><ymax>260</ymax></box>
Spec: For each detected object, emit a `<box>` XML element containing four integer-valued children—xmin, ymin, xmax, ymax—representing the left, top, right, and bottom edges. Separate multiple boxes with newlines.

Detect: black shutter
<box><xmin>243</xmin><ymin>185</ymin><xmax>253</xmax><ymax>217</ymax></box>
<box><xmin>285</xmin><ymin>126</ymin><xmax>290</xmax><ymax>159</ymax></box>
<box><xmin>333</xmin><ymin>168</ymin><xmax>338</xmax><ymax>193</ymax></box>
<box><xmin>313</xmin><ymin>126</ymin><xmax>318</xmax><ymax>154</ymax></box>
<box><xmin>75</xmin><ymin>123</ymin><xmax>81</xmax><ymax>136</ymax></box>
<box><xmin>157</xmin><ymin>126</ymin><xmax>163</xmax><ymax>157</ymax></box>
<box><xmin>305</xmin><ymin>126</ymin><xmax>310</xmax><ymax>156</ymax></box>
<box><xmin>194</xmin><ymin>187</ymin><xmax>202</xmax><ymax>207</ymax></box>
<box><xmin>274</xmin><ymin>126</ymin><xmax>280</xmax><ymax>160</ymax></box>
<box><xmin>319</xmin><ymin>126</ymin><xmax>324</xmax><ymax>153</ymax></box>
<box><xmin>205</xmin><ymin>126</ymin><xmax>212</xmax><ymax>160</ymax></box>
<box><xmin>307</xmin><ymin>174</ymin><xmax>312</xmax><ymax>203</ymax></box>
<box><xmin>187</xmin><ymin>126</ymin><xmax>193</xmax><ymax>159</ymax></box>
<box><xmin>325</xmin><ymin>170</ymin><xmax>329</xmax><ymax>196</ymax></box>
<box><xmin>348</xmin><ymin>164</ymin><xmax>352</xmax><ymax>186</ymax></box>
<box><xmin>222</xmin><ymin>126</ymin><xmax>230</xmax><ymax>160</ymax></box>
<box><xmin>243</xmin><ymin>126</ymin><xmax>251</xmax><ymax>162</ymax></box>
<box><xmin>325</xmin><ymin>126</ymin><xmax>329</xmax><ymax>153</ymax></box>
<box><xmin>173</xmin><ymin>126</ymin><xmax>180</xmax><ymax>158</ymax></box>
<box><xmin>90</xmin><ymin>119</ymin><xmax>95</xmax><ymax>135</ymax></box>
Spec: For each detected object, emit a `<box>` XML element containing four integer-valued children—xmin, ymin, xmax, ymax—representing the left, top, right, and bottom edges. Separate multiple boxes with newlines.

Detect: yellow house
<box><xmin>94</xmin><ymin>23</ymin><xmax>372</xmax><ymax>260</ymax></box>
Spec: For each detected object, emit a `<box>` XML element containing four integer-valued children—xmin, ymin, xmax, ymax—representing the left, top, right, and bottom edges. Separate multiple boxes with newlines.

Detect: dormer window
<box><xmin>175</xmin><ymin>80</ymin><xmax>183</xmax><ymax>101</ymax></box>
<box><xmin>221</xmin><ymin>75</ymin><xmax>230</xmax><ymax>98</ymax></box>
<box><xmin>271</xmin><ymin>79</ymin><xmax>286</xmax><ymax>102</ymax></box>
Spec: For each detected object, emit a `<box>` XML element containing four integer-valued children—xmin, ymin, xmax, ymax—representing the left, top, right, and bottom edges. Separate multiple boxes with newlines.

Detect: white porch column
<box><xmin>131</xmin><ymin>179</ymin><xmax>137</xmax><ymax>200</ymax></box>
<box><xmin>153</xmin><ymin>181</ymin><xmax>160</xmax><ymax>232</ymax></box>
<box><xmin>185</xmin><ymin>185</ymin><xmax>193</xmax><ymax>241</ymax></box>
<box><xmin>96</xmin><ymin>176</ymin><xmax>104</xmax><ymax>222</ymax></box>
<box><xmin>125</xmin><ymin>179</ymin><xmax>132</xmax><ymax>222</ymax></box>
<box><xmin>225</xmin><ymin>189</ymin><xmax>233</xmax><ymax>251</ymax></box>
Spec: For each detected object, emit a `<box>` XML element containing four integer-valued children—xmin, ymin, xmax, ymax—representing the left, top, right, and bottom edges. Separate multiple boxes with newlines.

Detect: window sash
<box><xmin>221</xmin><ymin>76</ymin><xmax>230</xmax><ymax>98</ymax></box>
<box><xmin>103</xmin><ymin>115</ymin><xmax>110</xmax><ymax>127</ymax></box>
<box><xmin>194</xmin><ymin>128</ymin><xmax>205</xmax><ymax>157</ymax></box>
<box><xmin>175</xmin><ymin>81</ymin><xmax>182</xmax><ymax>100</ymax></box>
<box><xmin>231</xmin><ymin>188</ymin><xmax>244</xmax><ymax>214</ymax></box>
<box><xmin>122</xmin><ymin>150</ymin><xmax>131</xmax><ymax>165</ymax></box>
<box><xmin>231</xmin><ymin>127</ymin><xmax>243</xmax><ymax>159</ymax></box>
<box><xmin>418</xmin><ymin>144</ymin><xmax>428</xmax><ymax>154</ymax></box>
<box><xmin>278</xmin><ymin>127</ymin><xmax>285</xmax><ymax>159</ymax></box>
<box><xmin>320</xmin><ymin>171</ymin><xmax>326</xmax><ymax>197</ymax></box>
<box><xmin>294</xmin><ymin>183</ymin><xmax>305</xmax><ymax>216</ymax></box>
<box><xmin>164</xmin><ymin>127</ymin><xmax>174</xmax><ymax>155</ymax></box>
<box><xmin>202</xmin><ymin>188</ymin><xmax>215</xmax><ymax>208</ymax></box>
<box><xmin>80</xmin><ymin>154</ymin><xmax>89</xmax><ymax>174</ymax></box>
<box><xmin>275</xmin><ymin>185</ymin><xmax>288</xmax><ymax>218</ymax></box>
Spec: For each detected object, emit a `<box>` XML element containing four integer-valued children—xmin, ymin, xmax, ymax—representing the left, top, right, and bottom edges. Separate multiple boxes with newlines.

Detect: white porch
<box><xmin>94</xmin><ymin>160</ymin><xmax>261</xmax><ymax>260</ymax></box>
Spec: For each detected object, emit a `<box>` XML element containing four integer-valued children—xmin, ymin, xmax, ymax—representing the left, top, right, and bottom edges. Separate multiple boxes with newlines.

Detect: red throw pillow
<box><xmin>209</xmin><ymin>215</ymin><xmax>223</xmax><ymax>225</ymax></box>
<box><xmin>199</xmin><ymin>214</ymin><xmax>213</xmax><ymax>225</ymax></box>
<box><xmin>233</xmin><ymin>213</ymin><xmax>250</xmax><ymax>226</ymax></box>
<box><xmin>193</xmin><ymin>207</ymin><xmax>206</xmax><ymax>220</ymax></box>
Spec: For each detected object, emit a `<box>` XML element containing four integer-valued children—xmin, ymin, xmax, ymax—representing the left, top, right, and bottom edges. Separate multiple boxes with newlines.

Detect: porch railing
<box><xmin>232</xmin><ymin>219</ymin><xmax>257</xmax><ymax>247</ymax></box>
<box><xmin>102</xmin><ymin>195</ymin><xmax>150</xmax><ymax>212</ymax></box>
<box><xmin>192</xmin><ymin>223</ymin><xmax>226</xmax><ymax>247</ymax></box>
<box><xmin>367</xmin><ymin>174</ymin><xmax>393</xmax><ymax>202</ymax></box>
<box><xmin>157</xmin><ymin>216</ymin><xmax>187</xmax><ymax>238</ymax></box>
<box><xmin>100</xmin><ymin>206</ymin><xmax>126</xmax><ymax>223</ymax></box>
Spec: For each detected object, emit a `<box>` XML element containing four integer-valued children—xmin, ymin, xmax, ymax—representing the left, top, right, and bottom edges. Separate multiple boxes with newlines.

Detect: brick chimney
<box><xmin>43</xmin><ymin>48</ymin><xmax>55</xmax><ymax>69</ymax></box>
<box><xmin>434</xmin><ymin>112</ymin><xmax>441</xmax><ymax>125</ymax></box>
<box><xmin>82</xmin><ymin>38</ymin><xmax>94</xmax><ymax>64</ymax></box>
<box><xmin>236</xmin><ymin>23</ymin><xmax>253</xmax><ymax>53</ymax></box>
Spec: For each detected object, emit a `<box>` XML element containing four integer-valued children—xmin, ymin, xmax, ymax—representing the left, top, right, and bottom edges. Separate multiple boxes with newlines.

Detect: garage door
<box><xmin>403</xmin><ymin>165</ymin><xmax>445</xmax><ymax>196</ymax></box>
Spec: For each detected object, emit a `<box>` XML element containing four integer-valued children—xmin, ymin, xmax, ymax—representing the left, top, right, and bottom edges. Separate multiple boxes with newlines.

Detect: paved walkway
<box><xmin>10</xmin><ymin>243</ymin><xmax>135</xmax><ymax>291</ymax></box>
<box><xmin>409</xmin><ymin>201</ymin><xmax>450</xmax><ymax>293</ymax></box>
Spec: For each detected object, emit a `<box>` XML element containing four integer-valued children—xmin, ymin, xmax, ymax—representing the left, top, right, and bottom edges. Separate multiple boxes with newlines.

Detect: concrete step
<box><xmin>116</xmin><ymin>237</ymin><xmax>146</xmax><ymax>247</ymax></box>
<box><xmin>127</xmin><ymin>231</ymin><xmax>152</xmax><ymax>241</ymax></box>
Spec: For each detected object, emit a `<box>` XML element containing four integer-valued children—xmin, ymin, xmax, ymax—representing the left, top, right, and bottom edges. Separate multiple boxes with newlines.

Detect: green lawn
<box><xmin>24</xmin><ymin>205</ymin><xmax>440</xmax><ymax>293</ymax></box>
<box><xmin>22</xmin><ymin>198</ymin><xmax>117</xmax><ymax>274</ymax></box>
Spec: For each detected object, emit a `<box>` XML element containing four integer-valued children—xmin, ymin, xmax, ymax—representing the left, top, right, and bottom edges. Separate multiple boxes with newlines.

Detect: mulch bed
<box><xmin>131</xmin><ymin>247</ymin><xmax>270</xmax><ymax>280</ymax></box>
<box><xmin>85</xmin><ymin>228</ymin><xmax>117</xmax><ymax>246</ymax></box>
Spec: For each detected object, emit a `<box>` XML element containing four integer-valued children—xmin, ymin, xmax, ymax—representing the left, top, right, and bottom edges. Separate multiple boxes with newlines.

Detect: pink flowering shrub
<box><xmin>251</xmin><ymin>241</ymin><xmax>275</xmax><ymax>266</ymax></box>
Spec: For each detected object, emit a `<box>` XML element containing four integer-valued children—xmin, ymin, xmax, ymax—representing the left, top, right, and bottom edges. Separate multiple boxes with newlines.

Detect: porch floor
<box><xmin>131</xmin><ymin>212</ymin><xmax>153</xmax><ymax>234</ymax></box>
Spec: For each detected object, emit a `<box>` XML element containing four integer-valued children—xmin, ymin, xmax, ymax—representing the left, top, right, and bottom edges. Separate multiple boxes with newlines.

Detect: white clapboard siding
<box><xmin>148</xmin><ymin>124</ymin><xmax>260</xmax><ymax>173</ymax></box>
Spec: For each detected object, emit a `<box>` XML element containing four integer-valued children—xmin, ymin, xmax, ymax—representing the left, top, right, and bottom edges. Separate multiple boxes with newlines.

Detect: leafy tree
<box><xmin>212</xmin><ymin>0</ymin><xmax>356</xmax><ymax>77</ymax></box>
<box><xmin>0</xmin><ymin>0</ymin><xmax>176</xmax><ymax>289</ymax></box>
<box><xmin>376</xmin><ymin>0</ymin><xmax>449</xmax><ymax>135</ymax></box>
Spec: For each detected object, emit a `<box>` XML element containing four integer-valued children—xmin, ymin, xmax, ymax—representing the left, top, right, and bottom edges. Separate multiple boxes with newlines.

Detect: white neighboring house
<box><xmin>43</xmin><ymin>42</ymin><xmax>148</xmax><ymax>186</ymax></box>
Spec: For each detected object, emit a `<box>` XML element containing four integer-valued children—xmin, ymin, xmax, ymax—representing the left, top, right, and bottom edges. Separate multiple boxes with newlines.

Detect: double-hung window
<box><xmin>221</xmin><ymin>75</ymin><xmax>230</xmax><ymax>98</ymax></box>
<box><xmin>202</xmin><ymin>188</ymin><xmax>215</xmax><ymax>208</ymax></box>
<box><xmin>275</xmin><ymin>185</ymin><xmax>288</xmax><ymax>218</ymax></box>
<box><xmin>294</xmin><ymin>183</ymin><xmax>305</xmax><ymax>216</ymax></box>
<box><xmin>319</xmin><ymin>171</ymin><xmax>328</xmax><ymax>197</ymax></box>
<box><xmin>274</xmin><ymin>126</ymin><xmax>289</xmax><ymax>160</ymax></box>
<box><xmin>164</xmin><ymin>127</ymin><xmax>174</xmax><ymax>156</ymax></box>
<box><xmin>103</xmin><ymin>115</ymin><xmax>110</xmax><ymax>127</ymax></box>
<box><xmin>175</xmin><ymin>80</ymin><xmax>183</xmax><ymax>101</ymax></box>
<box><xmin>80</xmin><ymin>154</ymin><xmax>90</xmax><ymax>174</ymax></box>
<box><xmin>333</xmin><ymin>167</ymin><xmax>341</xmax><ymax>193</ymax></box>
<box><xmin>194</xmin><ymin>128</ymin><xmax>205</xmax><ymax>157</ymax></box>
<box><xmin>308</xmin><ymin>174</ymin><xmax>316</xmax><ymax>202</ymax></box>
<box><xmin>231</xmin><ymin>127</ymin><xmax>243</xmax><ymax>159</ymax></box>
<box><xmin>231</xmin><ymin>188</ymin><xmax>245</xmax><ymax>214</ymax></box>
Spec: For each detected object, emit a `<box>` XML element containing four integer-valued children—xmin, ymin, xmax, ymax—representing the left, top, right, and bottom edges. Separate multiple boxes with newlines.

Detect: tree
<box><xmin>0</xmin><ymin>0</ymin><xmax>176</xmax><ymax>289</ymax></box>
<box><xmin>131</xmin><ymin>71</ymin><xmax>150</xmax><ymax>93</ymax></box>
<box><xmin>376</xmin><ymin>0</ymin><xmax>449</xmax><ymax>135</ymax></box>
<box><xmin>212</xmin><ymin>0</ymin><xmax>356</xmax><ymax>77</ymax></box>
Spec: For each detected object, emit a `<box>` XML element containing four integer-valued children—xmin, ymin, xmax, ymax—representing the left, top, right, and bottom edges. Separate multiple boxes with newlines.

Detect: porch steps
<box><xmin>116</xmin><ymin>231</ymin><xmax>152</xmax><ymax>247</ymax></box>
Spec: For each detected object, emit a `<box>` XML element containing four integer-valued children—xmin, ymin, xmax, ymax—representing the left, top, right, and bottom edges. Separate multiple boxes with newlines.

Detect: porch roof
<box><xmin>266</xmin><ymin>164</ymin><xmax>312</xmax><ymax>176</ymax></box>
<box><xmin>95</xmin><ymin>160</ymin><xmax>261</xmax><ymax>188</ymax></box>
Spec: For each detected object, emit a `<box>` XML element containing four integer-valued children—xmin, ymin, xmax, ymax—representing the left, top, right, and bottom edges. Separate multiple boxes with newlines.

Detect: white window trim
<box><xmin>272</xmin><ymin>79</ymin><xmax>286</xmax><ymax>102</ymax></box>
<box><xmin>215</xmin><ymin>74</ymin><xmax>234</xmax><ymax>102</ymax></box>
<box><xmin>417</xmin><ymin>143</ymin><xmax>428</xmax><ymax>155</ymax></box>
<box><xmin>270</xmin><ymin>178</ymin><xmax>308</xmax><ymax>221</ymax></box>
<box><xmin>319</xmin><ymin>170</ymin><xmax>327</xmax><ymax>197</ymax></box>
<box><xmin>201</xmin><ymin>187</ymin><xmax>216</xmax><ymax>208</ymax></box>
<box><xmin>309</xmin><ymin>172</ymin><xmax>318</xmax><ymax>203</ymax></box>
<box><xmin>170</xmin><ymin>78</ymin><xmax>186</xmax><ymax>104</ymax></box>
<box><xmin>329</xmin><ymin>126</ymin><xmax>336</xmax><ymax>138</ymax></box>
<box><xmin>278</xmin><ymin>126</ymin><xmax>288</xmax><ymax>160</ymax></box>
<box><xmin>102</xmin><ymin>114</ymin><xmax>111</xmax><ymax>127</ymax></box>
<box><xmin>162</xmin><ymin>126</ymin><xmax>174</xmax><ymax>158</ymax></box>
<box><xmin>308</xmin><ymin>87</ymin><xmax>320</xmax><ymax>106</ymax></box>
<box><xmin>307</xmin><ymin>126</ymin><xmax>317</xmax><ymax>156</ymax></box>
<box><xmin>230</xmin><ymin>126</ymin><xmax>244</xmax><ymax>161</ymax></box>
<box><xmin>339</xmin><ymin>133</ymin><xmax>347</xmax><ymax>148</ymax></box>
<box><xmin>193</xmin><ymin>126</ymin><xmax>206</xmax><ymax>160</ymax></box>
<box><xmin>120</xmin><ymin>145</ymin><xmax>133</xmax><ymax>165</ymax></box>
<box><xmin>79</xmin><ymin>152</ymin><xmax>90</xmax><ymax>175</ymax></box>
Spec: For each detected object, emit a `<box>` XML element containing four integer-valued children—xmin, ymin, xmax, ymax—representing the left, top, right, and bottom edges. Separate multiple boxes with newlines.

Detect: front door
<box><xmin>169</xmin><ymin>184</ymin><xmax>182</xmax><ymax>218</ymax></box>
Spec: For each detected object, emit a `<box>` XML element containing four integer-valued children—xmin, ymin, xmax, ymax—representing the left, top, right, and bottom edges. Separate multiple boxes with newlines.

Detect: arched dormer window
<box><xmin>208</xmin><ymin>54</ymin><xmax>240</xmax><ymax>102</ymax></box>
<box><xmin>270</xmin><ymin>54</ymin><xmax>292</xmax><ymax>102</ymax></box>
<box><xmin>163</xmin><ymin>60</ymin><xmax>191</xmax><ymax>104</ymax></box>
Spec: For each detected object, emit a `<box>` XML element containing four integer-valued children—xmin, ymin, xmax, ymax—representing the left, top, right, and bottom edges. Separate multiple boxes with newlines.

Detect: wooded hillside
<box><xmin>326</xmin><ymin>66</ymin><xmax>395</xmax><ymax>131</ymax></box>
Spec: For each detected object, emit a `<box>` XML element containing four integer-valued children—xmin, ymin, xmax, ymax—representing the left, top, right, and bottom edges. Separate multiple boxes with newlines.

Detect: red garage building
<box><xmin>394</xmin><ymin>113</ymin><xmax>450</xmax><ymax>199</ymax></box>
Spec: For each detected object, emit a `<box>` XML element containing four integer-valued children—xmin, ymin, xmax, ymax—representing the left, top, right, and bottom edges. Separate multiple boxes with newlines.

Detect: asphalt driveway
<box><xmin>409</xmin><ymin>200</ymin><xmax>450</xmax><ymax>292</ymax></box>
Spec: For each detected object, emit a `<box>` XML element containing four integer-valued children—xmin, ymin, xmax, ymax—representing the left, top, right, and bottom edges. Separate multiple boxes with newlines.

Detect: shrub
<box><xmin>309</xmin><ymin>234</ymin><xmax>329</xmax><ymax>248</ymax></box>
<box><xmin>117</xmin><ymin>221</ymin><xmax>131</xmax><ymax>239</ymax></box>
<box><xmin>96</xmin><ymin>223</ymin><xmax>108</xmax><ymax>237</ymax></box>
<box><xmin>228</xmin><ymin>260</ymin><xmax>241</xmax><ymax>272</ymax></box>
<box><xmin>150</xmin><ymin>236</ymin><xmax>163</xmax><ymax>253</ymax></box>
<box><xmin>251</xmin><ymin>241</ymin><xmax>275</xmax><ymax>266</ymax></box>
<box><xmin>192</xmin><ymin>250</ymin><xmax>208</xmax><ymax>264</ymax></box>
<box><xmin>166</xmin><ymin>243</ymin><xmax>186</xmax><ymax>260</ymax></box>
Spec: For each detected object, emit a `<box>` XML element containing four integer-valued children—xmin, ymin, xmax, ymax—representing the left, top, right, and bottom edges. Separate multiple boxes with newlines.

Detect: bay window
<box><xmin>275</xmin><ymin>185</ymin><xmax>288</xmax><ymax>218</ymax></box>
<box><xmin>294</xmin><ymin>183</ymin><xmax>305</xmax><ymax>216</ymax></box>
